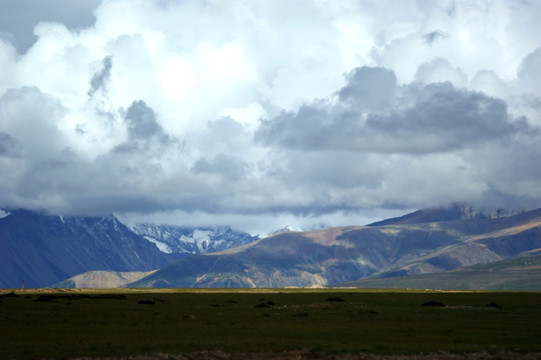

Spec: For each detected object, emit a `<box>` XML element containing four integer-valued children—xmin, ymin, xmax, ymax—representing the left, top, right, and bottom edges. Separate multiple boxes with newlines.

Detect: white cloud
<box><xmin>0</xmin><ymin>0</ymin><xmax>540</xmax><ymax>233</ymax></box>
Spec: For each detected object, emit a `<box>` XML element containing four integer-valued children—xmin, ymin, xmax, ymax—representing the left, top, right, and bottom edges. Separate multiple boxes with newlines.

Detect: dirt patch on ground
<box><xmin>74</xmin><ymin>350</ymin><xmax>541</xmax><ymax>360</ymax></box>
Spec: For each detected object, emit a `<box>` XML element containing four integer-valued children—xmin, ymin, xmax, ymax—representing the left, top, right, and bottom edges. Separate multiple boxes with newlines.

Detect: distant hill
<box><xmin>337</xmin><ymin>249</ymin><xmax>541</xmax><ymax>290</ymax></box>
<box><xmin>53</xmin><ymin>270</ymin><xmax>157</xmax><ymax>288</ymax></box>
<box><xmin>130</xmin><ymin>207</ymin><xmax>541</xmax><ymax>288</ymax></box>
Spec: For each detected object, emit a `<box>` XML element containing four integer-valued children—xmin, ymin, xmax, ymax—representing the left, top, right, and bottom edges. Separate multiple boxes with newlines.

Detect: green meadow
<box><xmin>1</xmin><ymin>288</ymin><xmax>540</xmax><ymax>359</ymax></box>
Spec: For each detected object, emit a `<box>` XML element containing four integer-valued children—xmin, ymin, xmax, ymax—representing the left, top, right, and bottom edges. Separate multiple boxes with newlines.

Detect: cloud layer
<box><xmin>0</xmin><ymin>0</ymin><xmax>540</xmax><ymax>233</ymax></box>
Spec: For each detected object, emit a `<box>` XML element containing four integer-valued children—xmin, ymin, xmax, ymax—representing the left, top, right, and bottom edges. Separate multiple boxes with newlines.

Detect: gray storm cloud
<box><xmin>256</xmin><ymin>67</ymin><xmax>530</xmax><ymax>154</ymax></box>
<box><xmin>192</xmin><ymin>154</ymin><xmax>248</xmax><ymax>181</ymax></box>
<box><xmin>338</xmin><ymin>67</ymin><xmax>397</xmax><ymax>112</ymax></box>
<box><xmin>0</xmin><ymin>87</ymin><xmax>66</xmax><ymax>159</ymax></box>
<box><xmin>124</xmin><ymin>100</ymin><xmax>166</xmax><ymax>142</ymax></box>
<box><xmin>0</xmin><ymin>133</ymin><xmax>20</xmax><ymax>157</ymax></box>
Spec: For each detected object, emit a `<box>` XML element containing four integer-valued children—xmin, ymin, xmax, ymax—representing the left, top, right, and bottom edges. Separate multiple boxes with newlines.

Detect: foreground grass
<box><xmin>0</xmin><ymin>288</ymin><xmax>540</xmax><ymax>359</ymax></box>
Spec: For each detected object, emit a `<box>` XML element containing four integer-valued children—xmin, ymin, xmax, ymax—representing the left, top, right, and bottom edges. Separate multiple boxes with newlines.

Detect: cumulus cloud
<box><xmin>338</xmin><ymin>67</ymin><xmax>397</xmax><ymax>112</ymax></box>
<box><xmin>0</xmin><ymin>0</ymin><xmax>540</xmax><ymax>233</ymax></box>
<box><xmin>256</xmin><ymin>69</ymin><xmax>529</xmax><ymax>154</ymax></box>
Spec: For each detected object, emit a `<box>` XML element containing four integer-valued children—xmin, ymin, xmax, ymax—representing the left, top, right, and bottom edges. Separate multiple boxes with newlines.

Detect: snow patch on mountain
<box><xmin>263</xmin><ymin>225</ymin><xmax>303</xmax><ymax>238</ymax></box>
<box><xmin>180</xmin><ymin>230</ymin><xmax>214</xmax><ymax>253</ymax></box>
<box><xmin>143</xmin><ymin>236</ymin><xmax>173</xmax><ymax>254</ymax></box>
<box><xmin>0</xmin><ymin>209</ymin><xmax>10</xmax><ymax>219</ymax></box>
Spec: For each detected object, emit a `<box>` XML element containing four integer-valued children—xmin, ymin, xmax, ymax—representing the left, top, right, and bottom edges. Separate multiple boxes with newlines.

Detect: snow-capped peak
<box><xmin>269</xmin><ymin>225</ymin><xmax>300</xmax><ymax>236</ymax></box>
<box><xmin>130</xmin><ymin>223</ymin><xmax>258</xmax><ymax>255</ymax></box>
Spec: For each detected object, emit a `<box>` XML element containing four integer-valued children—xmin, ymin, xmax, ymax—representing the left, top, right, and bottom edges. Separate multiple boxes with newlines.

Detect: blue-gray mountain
<box><xmin>130</xmin><ymin>206</ymin><xmax>541</xmax><ymax>289</ymax></box>
<box><xmin>0</xmin><ymin>209</ymin><xmax>258</xmax><ymax>288</ymax></box>
<box><xmin>0</xmin><ymin>209</ymin><xmax>181</xmax><ymax>288</ymax></box>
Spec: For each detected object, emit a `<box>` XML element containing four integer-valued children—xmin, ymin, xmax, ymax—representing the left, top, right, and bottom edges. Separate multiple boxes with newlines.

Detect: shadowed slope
<box><xmin>0</xmin><ymin>210</ymin><xmax>180</xmax><ymax>288</ymax></box>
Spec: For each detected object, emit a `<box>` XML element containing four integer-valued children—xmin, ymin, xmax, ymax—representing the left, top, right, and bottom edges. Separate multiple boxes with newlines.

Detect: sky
<box><xmin>0</xmin><ymin>0</ymin><xmax>540</xmax><ymax>235</ymax></box>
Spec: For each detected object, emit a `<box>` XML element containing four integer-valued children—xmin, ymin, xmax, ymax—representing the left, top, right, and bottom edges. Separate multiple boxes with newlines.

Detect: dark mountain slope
<box><xmin>0</xmin><ymin>209</ymin><xmax>180</xmax><ymax>288</ymax></box>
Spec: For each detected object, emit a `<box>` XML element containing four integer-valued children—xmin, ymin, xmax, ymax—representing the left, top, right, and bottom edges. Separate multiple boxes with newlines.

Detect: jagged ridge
<box><xmin>129</xmin><ymin>223</ymin><xmax>259</xmax><ymax>254</ymax></box>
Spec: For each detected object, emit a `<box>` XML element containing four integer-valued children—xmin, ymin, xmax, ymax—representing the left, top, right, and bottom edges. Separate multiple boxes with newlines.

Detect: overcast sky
<box><xmin>0</xmin><ymin>0</ymin><xmax>540</xmax><ymax>234</ymax></box>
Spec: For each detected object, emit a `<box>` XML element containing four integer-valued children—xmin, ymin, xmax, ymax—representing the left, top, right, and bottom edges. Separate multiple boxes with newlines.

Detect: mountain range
<box><xmin>2</xmin><ymin>204</ymin><xmax>541</xmax><ymax>289</ymax></box>
<box><xmin>130</xmin><ymin>205</ymin><xmax>541</xmax><ymax>289</ymax></box>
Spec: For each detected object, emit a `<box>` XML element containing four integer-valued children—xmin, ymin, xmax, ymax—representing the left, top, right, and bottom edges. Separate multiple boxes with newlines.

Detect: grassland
<box><xmin>1</xmin><ymin>288</ymin><xmax>540</xmax><ymax>359</ymax></box>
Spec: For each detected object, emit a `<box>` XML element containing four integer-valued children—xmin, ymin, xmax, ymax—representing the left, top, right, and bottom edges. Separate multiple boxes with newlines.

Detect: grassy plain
<box><xmin>1</xmin><ymin>288</ymin><xmax>540</xmax><ymax>359</ymax></box>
